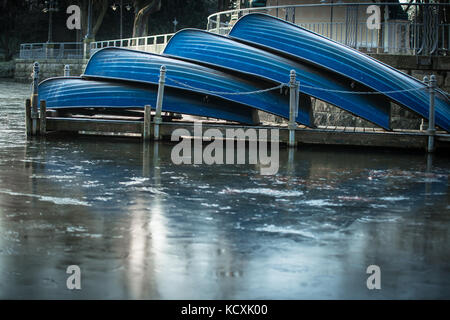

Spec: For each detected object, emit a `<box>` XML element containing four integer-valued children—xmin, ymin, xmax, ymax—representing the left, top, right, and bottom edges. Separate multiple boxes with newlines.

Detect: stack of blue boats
<box><xmin>38</xmin><ymin>13</ymin><xmax>450</xmax><ymax>131</ymax></box>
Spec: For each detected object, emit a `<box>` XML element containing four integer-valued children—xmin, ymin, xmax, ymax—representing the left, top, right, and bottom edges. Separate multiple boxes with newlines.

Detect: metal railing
<box><xmin>89</xmin><ymin>33</ymin><xmax>174</xmax><ymax>55</ymax></box>
<box><xmin>283</xmin><ymin>21</ymin><xmax>450</xmax><ymax>55</ymax></box>
<box><xmin>207</xmin><ymin>2</ymin><xmax>450</xmax><ymax>56</ymax></box>
<box><xmin>19</xmin><ymin>42</ymin><xmax>84</xmax><ymax>59</ymax></box>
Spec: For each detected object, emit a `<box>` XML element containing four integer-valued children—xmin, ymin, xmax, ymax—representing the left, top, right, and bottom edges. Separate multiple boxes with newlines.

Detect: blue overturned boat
<box><xmin>82</xmin><ymin>47</ymin><xmax>304</xmax><ymax>125</ymax></box>
<box><xmin>164</xmin><ymin>29</ymin><xmax>392</xmax><ymax>130</ymax></box>
<box><xmin>37</xmin><ymin>77</ymin><xmax>258</xmax><ymax>124</ymax></box>
<box><xmin>36</xmin><ymin>12</ymin><xmax>449</xmax><ymax>132</ymax></box>
<box><xmin>229</xmin><ymin>13</ymin><xmax>450</xmax><ymax>132</ymax></box>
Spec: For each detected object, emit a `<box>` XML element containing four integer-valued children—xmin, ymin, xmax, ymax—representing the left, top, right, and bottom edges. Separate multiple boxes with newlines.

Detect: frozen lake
<box><xmin>0</xmin><ymin>80</ymin><xmax>449</xmax><ymax>299</ymax></box>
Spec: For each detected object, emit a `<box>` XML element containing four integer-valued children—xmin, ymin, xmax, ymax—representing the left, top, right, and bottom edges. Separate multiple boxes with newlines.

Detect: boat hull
<box><xmin>37</xmin><ymin>77</ymin><xmax>258</xmax><ymax>125</ymax></box>
<box><xmin>84</xmin><ymin>47</ymin><xmax>301</xmax><ymax>127</ymax></box>
<box><xmin>229</xmin><ymin>13</ymin><xmax>450</xmax><ymax>132</ymax></box>
<box><xmin>164</xmin><ymin>29</ymin><xmax>392</xmax><ymax>130</ymax></box>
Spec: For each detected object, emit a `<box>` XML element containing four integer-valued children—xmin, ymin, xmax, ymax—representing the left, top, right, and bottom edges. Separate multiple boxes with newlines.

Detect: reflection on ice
<box><xmin>220</xmin><ymin>187</ymin><xmax>303</xmax><ymax>197</ymax></box>
<box><xmin>0</xmin><ymin>189</ymin><xmax>90</xmax><ymax>206</ymax></box>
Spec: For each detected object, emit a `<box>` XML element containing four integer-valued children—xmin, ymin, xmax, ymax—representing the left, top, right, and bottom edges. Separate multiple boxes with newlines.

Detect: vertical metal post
<box><xmin>288</xmin><ymin>70</ymin><xmax>297</xmax><ymax>148</ymax></box>
<box><xmin>39</xmin><ymin>100</ymin><xmax>47</xmax><ymax>135</ymax></box>
<box><xmin>31</xmin><ymin>62</ymin><xmax>40</xmax><ymax>136</ymax></box>
<box><xmin>154</xmin><ymin>65</ymin><xmax>166</xmax><ymax>140</ymax></box>
<box><xmin>84</xmin><ymin>0</ymin><xmax>93</xmax><ymax>58</ymax></box>
<box><xmin>86</xmin><ymin>0</ymin><xmax>93</xmax><ymax>39</ymax></box>
<box><xmin>143</xmin><ymin>105</ymin><xmax>152</xmax><ymax>141</ymax></box>
<box><xmin>354</xmin><ymin>3</ymin><xmax>358</xmax><ymax>49</ymax></box>
<box><xmin>25</xmin><ymin>99</ymin><xmax>32</xmax><ymax>137</ymax></box>
<box><xmin>216</xmin><ymin>14</ymin><xmax>220</xmax><ymax>34</ymax></box>
<box><xmin>330</xmin><ymin>0</ymin><xmax>334</xmax><ymax>39</ymax></box>
<box><xmin>420</xmin><ymin>76</ymin><xmax>429</xmax><ymax>131</ymax></box>
<box><xmin>120</xmin><ymin>0</ymin><xmax>123</xmax><ymax>39</ymax></box>
<box><xmin>427</xmin><ymin>75</ymin><xmax>436</xmax><ymax>153</ymax></box>
<box><xmin>64</xmin><ymin>64</ymin><xmax>70</xmax><ymax>77</ymax></box>
<box><xmin>48</xmin><ymin>4</ymin><xmax>53</xmax><ymax>43</ymax></box>
<box><xmin>295</xmin><ymin>81</ymin><xmax>300</xmax><ymax>118</ymax></box>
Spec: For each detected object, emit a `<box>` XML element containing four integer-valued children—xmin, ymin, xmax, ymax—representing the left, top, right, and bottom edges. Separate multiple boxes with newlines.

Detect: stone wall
<box><xmin>14</xmin><ymin>59</ymin><xmax>88</xmax><ymax>83</ymax></box>
<box><xmin>313</xmin><ymin>99</ymin><xmax>377</xmax><ymax>128</ymax></box>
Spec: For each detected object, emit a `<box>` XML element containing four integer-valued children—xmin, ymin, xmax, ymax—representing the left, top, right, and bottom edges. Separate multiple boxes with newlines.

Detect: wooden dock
<box><xmin>25</xmin><ymin>99</ymin><xmax>450</xmax><ymax>152</ymax></box>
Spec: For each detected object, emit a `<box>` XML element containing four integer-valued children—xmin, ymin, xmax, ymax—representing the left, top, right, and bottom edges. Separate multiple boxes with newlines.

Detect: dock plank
<box><xmin>42</xmin><ymin>116</ymin><xmax>449</xmax><ymax>150</ymax></box>
<box><xmin>47</xmin><ymin>117</ymin><xmax>143</xmax><ymax>134</ymax></box>
<box><xmin>344</xmin><ymin>127</ymin><xmax>355</xmax><ymax>132</ymax></box>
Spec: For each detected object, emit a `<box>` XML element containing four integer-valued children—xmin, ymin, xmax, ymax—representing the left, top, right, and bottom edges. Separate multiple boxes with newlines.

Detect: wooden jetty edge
<box><xmin>25</xmin><ymin>100</ymin><xmax>450</xmax><ymax>152</ymax></box>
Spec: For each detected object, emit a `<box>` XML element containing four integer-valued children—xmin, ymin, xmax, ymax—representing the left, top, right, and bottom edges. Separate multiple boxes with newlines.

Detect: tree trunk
<box><xmin>78</xmin><ymin>0</ymin><xmax>88</xmax><ymax>39</ymax></box>
<box><xmin>77</xmin><ymin>0</ymin><xmax>107</xmax><ymax>40</ymax></box>
<box><xmin>92</xmin><ymin>0</ymin><xmax>109</xmax><ymax>37</ymax></box>
<box><xmin>133</xmin><ymin>0</ymin><xmax>162</xmax><ymax>38</ymax></box>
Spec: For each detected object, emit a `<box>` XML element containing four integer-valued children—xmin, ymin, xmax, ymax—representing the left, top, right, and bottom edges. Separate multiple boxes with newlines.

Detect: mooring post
<box><xmin>288</xmin><ymin>70</ymin><xmax>297</xmax><ymax>148</ymax></box>
<box><xmin>427</xmin><ymin>75</ymin><xmax>436</xmax><ymax>153</ymax></box>
<box><xmin>143</xmin><ymin>105</ymin><xmax>152</xmax><ymax>141</ymax></box>
<box><xmin>31</xmin><ymin>62</ymin><xmax>40</xmax><ymax>136</ymax></box>
<box><xmin>420</xmin><ymin>76</ymin><xmax>429</xmax><ymax>131</ymax></box>
<box><xmin>154</xmin><ymin>65</ymin><xmax>166</xmax><ymax>140</ymax></box>
<box><xmin>39</xmin><ymin>100</ymin><xmax>47</xmax><ymax>136</ymax></box>
<box><xmin>295</xmin><ymin>81</ymin><xmax>300</xmax><ymax>118</ymax></box>
<box><xmin>64</xmin><ymin>64</ymin><xmax>70</xmax><ymax>77</ymax></box>
<box><xmin>25</xmin><ymin>99</ymin><xmax>32</xmax><ymax>136</ymax></box>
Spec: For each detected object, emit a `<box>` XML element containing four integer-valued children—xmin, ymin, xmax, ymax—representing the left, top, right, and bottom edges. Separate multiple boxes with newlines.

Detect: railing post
<box><xmin>64</xmin><ymin>64</ymin><xmax>70</xmax><ymax>77</ymax></box>
<box><xmin>31</xmin><ymin>62</ymin><xmax>40</xmax><ymax>136</ymax></box>
<box><xmin>59</xmin><ymin>43</ymin><xmax>64</xmax><ymax>59</ymax></box>
<box><xmin>39</xmin><ymin>100</ymin><xmax>47</xmax><ymax>135</ymax></box>
<box><xmin>295</xmin><ymin>81</ymin><xmax>300</xmax><ymax>118</ymax></box>
<box><xmin>216</xmin><ymin>14</ymin><xmax>220</xmax><ymax>34</ymax></box>
<box><xmin>420</xmin><ymin>76</ymin><xmax>429</xmax><ymax>131</ymax></box>
<box><xmin>154</xmin><ymin>65</ymin><xmax>166</xmax><ymax>140</ymax></box>
<box><xmin>427</xmin><ymin>75</ymin><xmax>436</xmax><ymax>153</ymax></box>
<box><xmin>143</xmin><ymin>105</ymin><xmax>152</xmax><ymax>141</ymax></box>
<box><xmin>288</xmin><ymin>70</ymin><xmax>297</xmax><ymax>148</ymax></box>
